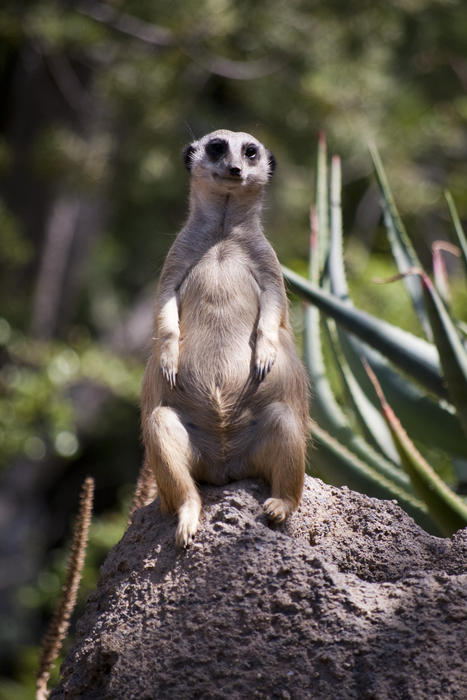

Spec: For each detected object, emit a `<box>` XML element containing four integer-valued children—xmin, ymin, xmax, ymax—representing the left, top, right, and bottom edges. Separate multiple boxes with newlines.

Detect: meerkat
<box><xmin>141</xmin><ymin>129</ymin><xmax>309</xmax><ymax>547</ymax></box>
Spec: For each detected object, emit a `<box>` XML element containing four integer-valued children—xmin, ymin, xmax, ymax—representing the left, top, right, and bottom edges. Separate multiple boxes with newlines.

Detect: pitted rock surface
<box><xmin>52</xmin><ymin>476</ymin><xmax>467</xmax><ymax>699</ymax></box>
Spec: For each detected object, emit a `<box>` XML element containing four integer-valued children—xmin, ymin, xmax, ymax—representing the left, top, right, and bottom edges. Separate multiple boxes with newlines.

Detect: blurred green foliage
<box><xmin>0</xmin><ymin>0</ymin><xmax>466</xmax><ymax>695</ymax></box>
<box><xmin>0</xmin><ymin>320</ymin><xmax>141</xmax><ymax>468</ymax></box>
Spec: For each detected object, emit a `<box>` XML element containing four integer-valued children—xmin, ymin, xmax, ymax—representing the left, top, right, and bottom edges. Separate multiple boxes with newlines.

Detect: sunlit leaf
<box><xmin>369</xmin><ymin>143</ymin><xmax>431</xmax><ymax>338</ymax></box>
<box><xmin>445</xmin><ymin>190</ymin><xmax>467</xmax><ymax>274</ymax></box>
<box><xmin>364</xmin><ymin>361</ymin><xmax>467</xmax><ymax>535</ymax></box>
<box><xmin>432</xmin><ymin>240</ymin><xmax>460</xmax><ymax>307</ymax></box>
<box><xmin>327</xmin><ymin>154</ymin><xmax>399</xmax><ymax>462</ymax></box>
<box><xmin>283</xmin><ymin>265</ymin><xmax>445</xmax><ymax>398</ymax></box>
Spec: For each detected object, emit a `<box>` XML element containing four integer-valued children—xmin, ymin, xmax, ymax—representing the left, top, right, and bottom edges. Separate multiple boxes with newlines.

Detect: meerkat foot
<box><xmin>263</xmin><ymin>497</ymin><xmax>293</xmax><ymax>523</ymax></box>
<box><xmin>176</xmin><ymin>499</ymin><xmax>201</xmax><ymax>548</ymax></box>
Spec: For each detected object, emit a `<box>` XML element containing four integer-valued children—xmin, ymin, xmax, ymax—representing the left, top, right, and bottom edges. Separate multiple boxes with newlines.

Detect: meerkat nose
<box><xmin>230</xmin><ymin>166</ymin><xmax>242</xmax><ymax>177</ymax></box>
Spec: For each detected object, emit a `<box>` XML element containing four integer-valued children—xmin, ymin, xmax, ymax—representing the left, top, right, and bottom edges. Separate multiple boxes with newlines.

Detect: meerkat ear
<box><xmin>267</xmin><ymin>151</ymin><xmax>276</xmax><ymax>179</ymax></box>
<box><xmin>183</xmin><ymin>144</ymin><xmax>196</xmax><ymax>171</ymax></box>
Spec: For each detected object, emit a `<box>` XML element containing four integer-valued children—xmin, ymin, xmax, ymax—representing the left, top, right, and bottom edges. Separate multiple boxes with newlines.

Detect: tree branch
<box><xmin>76</xmin><ymin>0</ymin><xmax>174</xmax><ymax>47</ymax></box>
<box><xmin>75</xmin><ymin>0</ymin><xmax>282</xmax><ymax>80</ymax></box>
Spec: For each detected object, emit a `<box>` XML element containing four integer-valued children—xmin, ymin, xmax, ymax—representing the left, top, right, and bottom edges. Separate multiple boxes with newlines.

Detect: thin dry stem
<box><xmin>36</xmin><ymin>477</ymin><xmax>95</xmax><ymax>700</ymax></box>
<box><xmin>432</xmin><ymin>240</ymin><xmax>461</xmax><ymax>257</ymax></box>
<box><xmin>128</xmin><ymin>458</ymin><xmax>158</xmax><ymax>524</ymax></box>
<box><xmin>371</xmin><ymin>267</ymin><xmax>423</xmax><ymax>285</ymax></box>
<box><xmin>362</xmin><ymin>358</ymin><xmax>388</xmax><ymax>408</ymax></box>
<box><xmin>309</xmin><ymin>205</ymin><xmax>319</xmax><ymax>249</ymax></box>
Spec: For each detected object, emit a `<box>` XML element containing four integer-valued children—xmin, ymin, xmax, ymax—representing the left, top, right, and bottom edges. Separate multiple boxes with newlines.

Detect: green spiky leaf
<box><xmin>418</xmin><ymin>270</ymin><xmax>467</xmax><ymax>436</ymax></box>
<box><xmin>283</xmin><ymin>265</ymin><xmax>445</xmax><ymax>397</ymax></box>
<box><xmin>370</xmin><ymin>143</ymin><xmax>431</xmax><ymax>338</ymax></box>
<box><xmin>326</xmin><ymin>154</ymin><xmax>399</xmax><ymax>462</ymax></box>
<box><xmin>445</xmin><ymin>190</ymin><xmax>467</xmax><ymax>273</ymax></box>
<box><xmin>364</xmin><ymin>361</ymin><xmax>467</xmax><ymax>535</ymax></box>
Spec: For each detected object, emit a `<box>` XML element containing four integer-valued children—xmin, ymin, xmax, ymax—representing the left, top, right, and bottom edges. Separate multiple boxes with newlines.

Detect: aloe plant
<box><xmin>284</xmin><ymin>137</ymin><xmax>467</xmax><ymax>536</ymax></box>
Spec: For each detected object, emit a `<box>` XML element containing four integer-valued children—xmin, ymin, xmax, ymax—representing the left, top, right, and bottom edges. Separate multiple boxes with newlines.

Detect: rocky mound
<box><xmin>52</xmin><ymin>476</ymin><xmax>467</xmax><ymax>699</ymax></box>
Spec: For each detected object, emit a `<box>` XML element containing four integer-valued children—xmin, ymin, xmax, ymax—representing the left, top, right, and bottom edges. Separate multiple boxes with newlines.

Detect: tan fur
<box><xmin>141</xmin><ymin>129</ymin><xmax>309</xmax><ymax>546</ymax></box>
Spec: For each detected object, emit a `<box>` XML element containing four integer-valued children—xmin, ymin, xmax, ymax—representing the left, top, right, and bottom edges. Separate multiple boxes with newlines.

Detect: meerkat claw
<box><xmin>255</xmin><ymin>354</ymin><xmax>276</xmax><ymax>381</ymax></box>
<box><xmin>176</xmin><ymin>524</ymin><xmax>196</xmax><ymax>548</ymax></box>
<box><xmin>162</xmin><ymin>366</ymin><xmax>177</xmax><ymax>388</ymax></box>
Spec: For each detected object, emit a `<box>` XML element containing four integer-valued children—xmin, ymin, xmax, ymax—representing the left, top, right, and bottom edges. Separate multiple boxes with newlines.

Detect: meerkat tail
<box><xmin>213</xmin><ymin>385</ymin><xmax>228</xmax><ymax>463</ymax></box>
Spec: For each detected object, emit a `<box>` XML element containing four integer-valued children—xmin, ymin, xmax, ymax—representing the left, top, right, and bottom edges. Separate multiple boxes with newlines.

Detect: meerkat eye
<box><xmin>206</xmin><ymin>138</ymin><xmax>228</xmax><ymax>161</ymax></box>
<box><xmin>245</xmin><ymin>145</ymin><xmax>258</xmax><ymax>160</ymax></box>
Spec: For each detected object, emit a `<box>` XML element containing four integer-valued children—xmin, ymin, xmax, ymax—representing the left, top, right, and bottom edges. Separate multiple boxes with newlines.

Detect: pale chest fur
<box><xmin>178</xmin><ymin>238</ymin><xmax>260</xmax><ymax>339</ymax></box>
<box><xmin>169</xmin><ymin>236</ymin><xmax>259</xmax><ymax>402</ymax></box>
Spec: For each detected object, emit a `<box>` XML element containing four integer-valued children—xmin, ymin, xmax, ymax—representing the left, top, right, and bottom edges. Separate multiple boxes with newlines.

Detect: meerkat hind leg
<box><xmin>146</xmin><ymin>406</ymin><xmax>201</xmax><ymax>547</ymax></box>
<box><xmin>247</xmin><ymin>401</ymin><xmax>305</xmax><ymax>524</ymax></box>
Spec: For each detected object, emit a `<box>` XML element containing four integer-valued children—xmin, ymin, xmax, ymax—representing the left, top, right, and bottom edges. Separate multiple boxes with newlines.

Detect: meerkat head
<box><xmin>182</xmin><ymin>129</ymin><xmax>276</xmax><ymax>193</ymax></box>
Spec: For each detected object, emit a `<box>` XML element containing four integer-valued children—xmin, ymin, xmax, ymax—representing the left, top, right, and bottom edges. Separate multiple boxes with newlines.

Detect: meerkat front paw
<box><xmin>160</xmin><ymin>341</ymin><xmax>179</xmax><ymax>388</ymax></box>
<box><xmin>255</xmin><ymin>334</ymin><xmax>277</xmax><ymax>381</ymax></box>
<box><xmin>263</xmin><ymin>497</ymin><xmax>293</xmax><ymax>523</ymax></box>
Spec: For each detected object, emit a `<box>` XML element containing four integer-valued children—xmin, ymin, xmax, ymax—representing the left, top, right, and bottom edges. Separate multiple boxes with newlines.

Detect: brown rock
<box><xmin>52</xmin><ymin>476</ymin><xmax>467</xmax><ymax>699</ymax></box>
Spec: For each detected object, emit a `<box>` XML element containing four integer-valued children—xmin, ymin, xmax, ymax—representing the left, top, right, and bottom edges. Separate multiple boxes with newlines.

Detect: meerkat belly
<box><xmin>167</xmin><ymin>244</ymin><xmax>259</xmax><ymax>454</ymax></box>
<box><xmin>178</xmin><ymin>245</ymin><xmax>259</xmax><ymax>385</ymax></box>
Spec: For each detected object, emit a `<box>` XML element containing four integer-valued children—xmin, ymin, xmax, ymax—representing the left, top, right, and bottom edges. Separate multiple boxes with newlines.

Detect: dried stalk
<box><xmin>36</xmin><ymin>477</ymin><xmax>95</xmax><ymax>700</ymax></box>
<box><xmin>128</xmin><ymin>459</ymin><xmax>157</xmax><ymax>523</ymax></box>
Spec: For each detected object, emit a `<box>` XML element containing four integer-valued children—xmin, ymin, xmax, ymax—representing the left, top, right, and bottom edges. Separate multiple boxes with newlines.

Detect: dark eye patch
<box><xmin>244</xmin><ymin>143</ymin><xmax>258</xmax><ymax>160</ymax></box>
<box><xmin>205</xmin><ymin>138</ymin><xmax>228</xmax><ymax>161</ymax></box>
